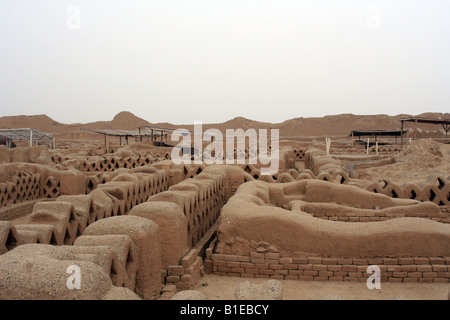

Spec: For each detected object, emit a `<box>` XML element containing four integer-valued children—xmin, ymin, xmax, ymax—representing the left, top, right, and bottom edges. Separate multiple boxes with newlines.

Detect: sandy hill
<box><xmin>0</xmin><ymin>111</ymin><xmax>448</xmax><ymax>137</ymax></box>
<box><xmin>0</xmin><ymin>114</ymin><xmax>60</xmax><ymax>133</ymax></box>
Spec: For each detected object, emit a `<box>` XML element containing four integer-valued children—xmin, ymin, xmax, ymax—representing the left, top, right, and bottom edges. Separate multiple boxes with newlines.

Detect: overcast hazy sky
<box><xmin>0</xmin><ymin>1</ymin><xmax>449</xmax><ymax>124</ymax></box>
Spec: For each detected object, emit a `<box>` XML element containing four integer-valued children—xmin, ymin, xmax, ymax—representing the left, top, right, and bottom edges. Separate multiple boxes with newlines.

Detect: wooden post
<box><xmin>53</xmin><ymin>137</ymin><xmax>56</xmax><ymax>149</ymax></box>
<box><xmin>366</xmin><ymin>137</ymin><xmax>369</xmax><ymax>155</ymax></box>
<box><xmin>160</xmin><ymin>130</ymin><xmax>163</xmax><ymax>145</ymax></box>
<box><xmin>30</xmin><ymin>129</ymin><xmax>33</xmax><ymax>147</ymax></box>
<box><xmin>401</xmin><ymin>120</ymin><xmax>404</xmax><ymax>148</ymax></box>
<box><xmin>151</xmin><ymin>129</ymin><xmax>154</xmax><ymax>142</ymax></box>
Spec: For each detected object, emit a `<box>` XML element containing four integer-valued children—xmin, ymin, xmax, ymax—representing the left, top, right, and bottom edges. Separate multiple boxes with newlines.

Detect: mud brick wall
<box><xmin>332</xmin><ymin>155</ymin><xmax>391</xmax><ymax>162</ymax></box>
<box><xmin>85</xmin><ymin>167</ymin><xmax>169</xmax><ymax>195</ymax></box>
<box><xmin>79</xmin><ymin>156</ymin><xmax>154</xmax><ymax>172</ymax></box>
<box><xmin>0</xmin><ymin>166</ymin><xmax>87</xmax><ymax>208</ymax></box>
<box><xmin>1</xmin><ymin>169</ymin><xmax>169</xmax><ymax>253</ymax></box>
<box><xmin>0</xmin><ymin>200</ymin><xmax>39</xmax><ymax>221</ymax></box>
<box><xmin>207</xmin><ymin>252</ymin><xmax>450</xmax><ymax>283</ymax></box>
<box><xmin>255</xmin><ymin>148</ymin><xmax>349</xmax><ymax>184</ymax></box>
<box><xmin>0</xmin><ymin>164</ymin><xmax>92</xmax><ymax>207</ymax></box>
<box><xmin>0</xmin><ymin>173</ymin><xmax>42</xmax><ymax>208</ymax></box>
<box><xmin>61</xmin><ymin>153</ymin><xmax>171</xmax><ymax>173</ymax></box>
<box><xmin>41</xmin><ymin>175</ymin><xmax>61</xmax><ymax>199</ymax></box>
<box><xmin>148</xmin><ymin>171</ymin><xmax>226</xmax><ymax>248</ymax></box>
<box><xmin>361</xmin><ymin>175</ymin><xmax>450</xmax><ymax>206</ymax></box>
<box><xmin>305</xmin><ymin>148</ymin><xmax>349</xmax><ymax>184</ymax></box>
<box><xmin>85</xmin><ymin>173</ymin><xmax>108</xmax><ymax>194</ymax></box>
<box><xmin>0</xmin><ymin>215</ymin><xmax>161</xmax><ymax>300</ymax></box>
<box><xmin>161</xmin><ymin>249</ymin><xmax>204</xmax><ymax>294</ymax></box>
<box><xmin>293</xmin><ymin>147</ymin><xmax>306</xmax><ymax>160</ymax></box>
<box><xmin>72</xmin><ymin>234</ymin><xmax>138</xmax><ymax>292</ymax></box>
<box><xmin>0</xmin><ymin>221</ymin><xmax>21</xmax><ymax>255</ymax></box>
<box><xmin>309</xmin><ymin>210</ymin><xmax>450</xmax><ymax>224</ymax></box>
<box><xmin>262</xmin><ymin>147</ymin><xmax>450</xmax><ymax>207</ymax></box>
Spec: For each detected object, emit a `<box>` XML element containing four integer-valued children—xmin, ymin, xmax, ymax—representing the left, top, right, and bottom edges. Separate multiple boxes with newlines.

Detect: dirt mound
<box><xmin>110</xmin><ymin>111</ymin><xmax>150</xmax><ymax>129</ymax></box>
<box><xmin>0</xmin><ymin>114</ymin><xmax>59</xmax><ymax>132</ymax></box>
<box><xmin>396</xmin><ymin>139</ymin><xmax>449</xmax><ymax>159</ymax></box>
<box><xmin>355</xmin><ymin>139</ymin><xmax>450</xmax><ymax>184</ymax></box>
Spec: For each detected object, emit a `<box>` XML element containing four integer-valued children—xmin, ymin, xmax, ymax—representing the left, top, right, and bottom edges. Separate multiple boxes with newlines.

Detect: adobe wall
<box><xmin>0</xmin><ymin>145</ymin><xmax>52</xmax><ymax>165</ymax></box>
<box><xmin>270</xmin><ymin>146</ymin><xmax>450</xmax><ymax>206</ymax></box>
<box><xmin>288</xmin><ymin>200</ymin><xmax>450</xmax><ymax>223</ymax></box>
<box><xmin>1</xmin><ymin>139</ymin><xmax>448</xmax><ymax>299</ymax></box>
<box><xmin>207</xmin><ymin>251</ymin><xmax>450</xmax><ymax>283</ymax></box>
<box><xmin>0</xmin><ymin>163</ymin><xmax>252</xmax><ymax>299</ymax></box>
<box><xmin>212</xmin><ymin>180</ymin><xmax>450</xmax><ymax>282</ymax></box>
<box><xmin>356</xmin><ymin>175</ymin><xmax>450</xmax><ymax>206</ymax></box>
<box><xmin>0</xmin><ymin>163</ymin><xmax>87</xmax><ymax>210</ymax></box>
<box><xmin>0</xmin><ymin>243</ymin><xmax>141</xmax><ymax>300</ymax></box>
<box><xmin>0</xmin><ymin>167</ymin><xmax>168</xmax><ymax>249</ymax></box>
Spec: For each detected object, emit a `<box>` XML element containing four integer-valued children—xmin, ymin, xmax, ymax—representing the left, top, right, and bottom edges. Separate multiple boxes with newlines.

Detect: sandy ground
<box><xmin>194</xmin><ymin>275</ymin><xmax>449</xmax><ymax>300</ymax></box>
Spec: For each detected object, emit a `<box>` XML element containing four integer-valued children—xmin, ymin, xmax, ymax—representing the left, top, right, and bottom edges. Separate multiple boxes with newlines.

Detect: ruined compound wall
<box><xmin>0</xmin><ymin>164</ymin><xmax>252</xmax><ymax>299</ymax></box>
<box><xmin>252</xmin><ymin>147</ymin><xmax>350</xmax><ymax>184</ymax></box>
<box><xmin>304</xmin><ymin>148</ymin><xmax>349</xmax><ymax>184</ymax></box>
<box><xmin>125</xmin><ymin>165</ymin><xmax>252</xmax><ymax>294</ymax></box>
<box><xmin>288</xmin><ymin>200</ymin><xmax>450</xmax><ymax>223</ymax></box>
<box><xmin>0</xmin><ymin>244</ymin><xmax>140</xmax><ymax>300</ymax></box>
<box><xmin>0</xmin><ymin>145</ymin><xmax>52</xmax><ymax>165</ymax></box>
<box><xmin>210</xmin><ymin>180</ymin><xmax>450</xmax><ymax>282</ymax></box>
<box><xmin>52</xmin><ymin>153</ymin><xmax>170</xmax><ymax>171</ymax></box>
<box><xmin>0</xmin><ymin>171</ymin><xmax>42</xmax><ymax>208</ymax></box>
<box><xmin>0</xmin><ymin>214</ymin><xmax>166</xmax><ymax>300</ymax></box>
<box><xmin>145</xmin><ymin>165</ymin><xmax>231</xmax><ymax>250</ymax></box>
<box><xmin>147</xmin><ymin>144</ymin><xmax>293</xmax><ymax>187</ymax></box>
<box><xmin>0</xmin><ymin>163</ymin><xmax>88</xmax><ymax>210</ymax></box>
<box><xmin>78</xmin><ymin>154</ymin><xmax>170</xmax><ymax>172</ymax></box>
<box><xmin>0</xmin><ymin>167</ymin><xmax>170</xmax><ymax>300</ymax></box>
<box><xmin>355</xmin><ymin>175</ymin><xmax>450</xmax><ymax>206</ymax></box>
<box><xmin>0</xmin><ymin>161</ymin><xmax>173</xmax><ymax>212</ymax></box>
<box><xmin>207</xmin><ymin>251</ymin><xmax>450</xmax><ymax>283</ymax></box>
<box><xmin>280</xmin><ymin>147</ymin><xmax>450</xmax><ymax>206</ymax></box>
<box><xmin>0</xmin><ymin>167</ymin><xmax>168</xmax><ymax>251</ymax></box>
